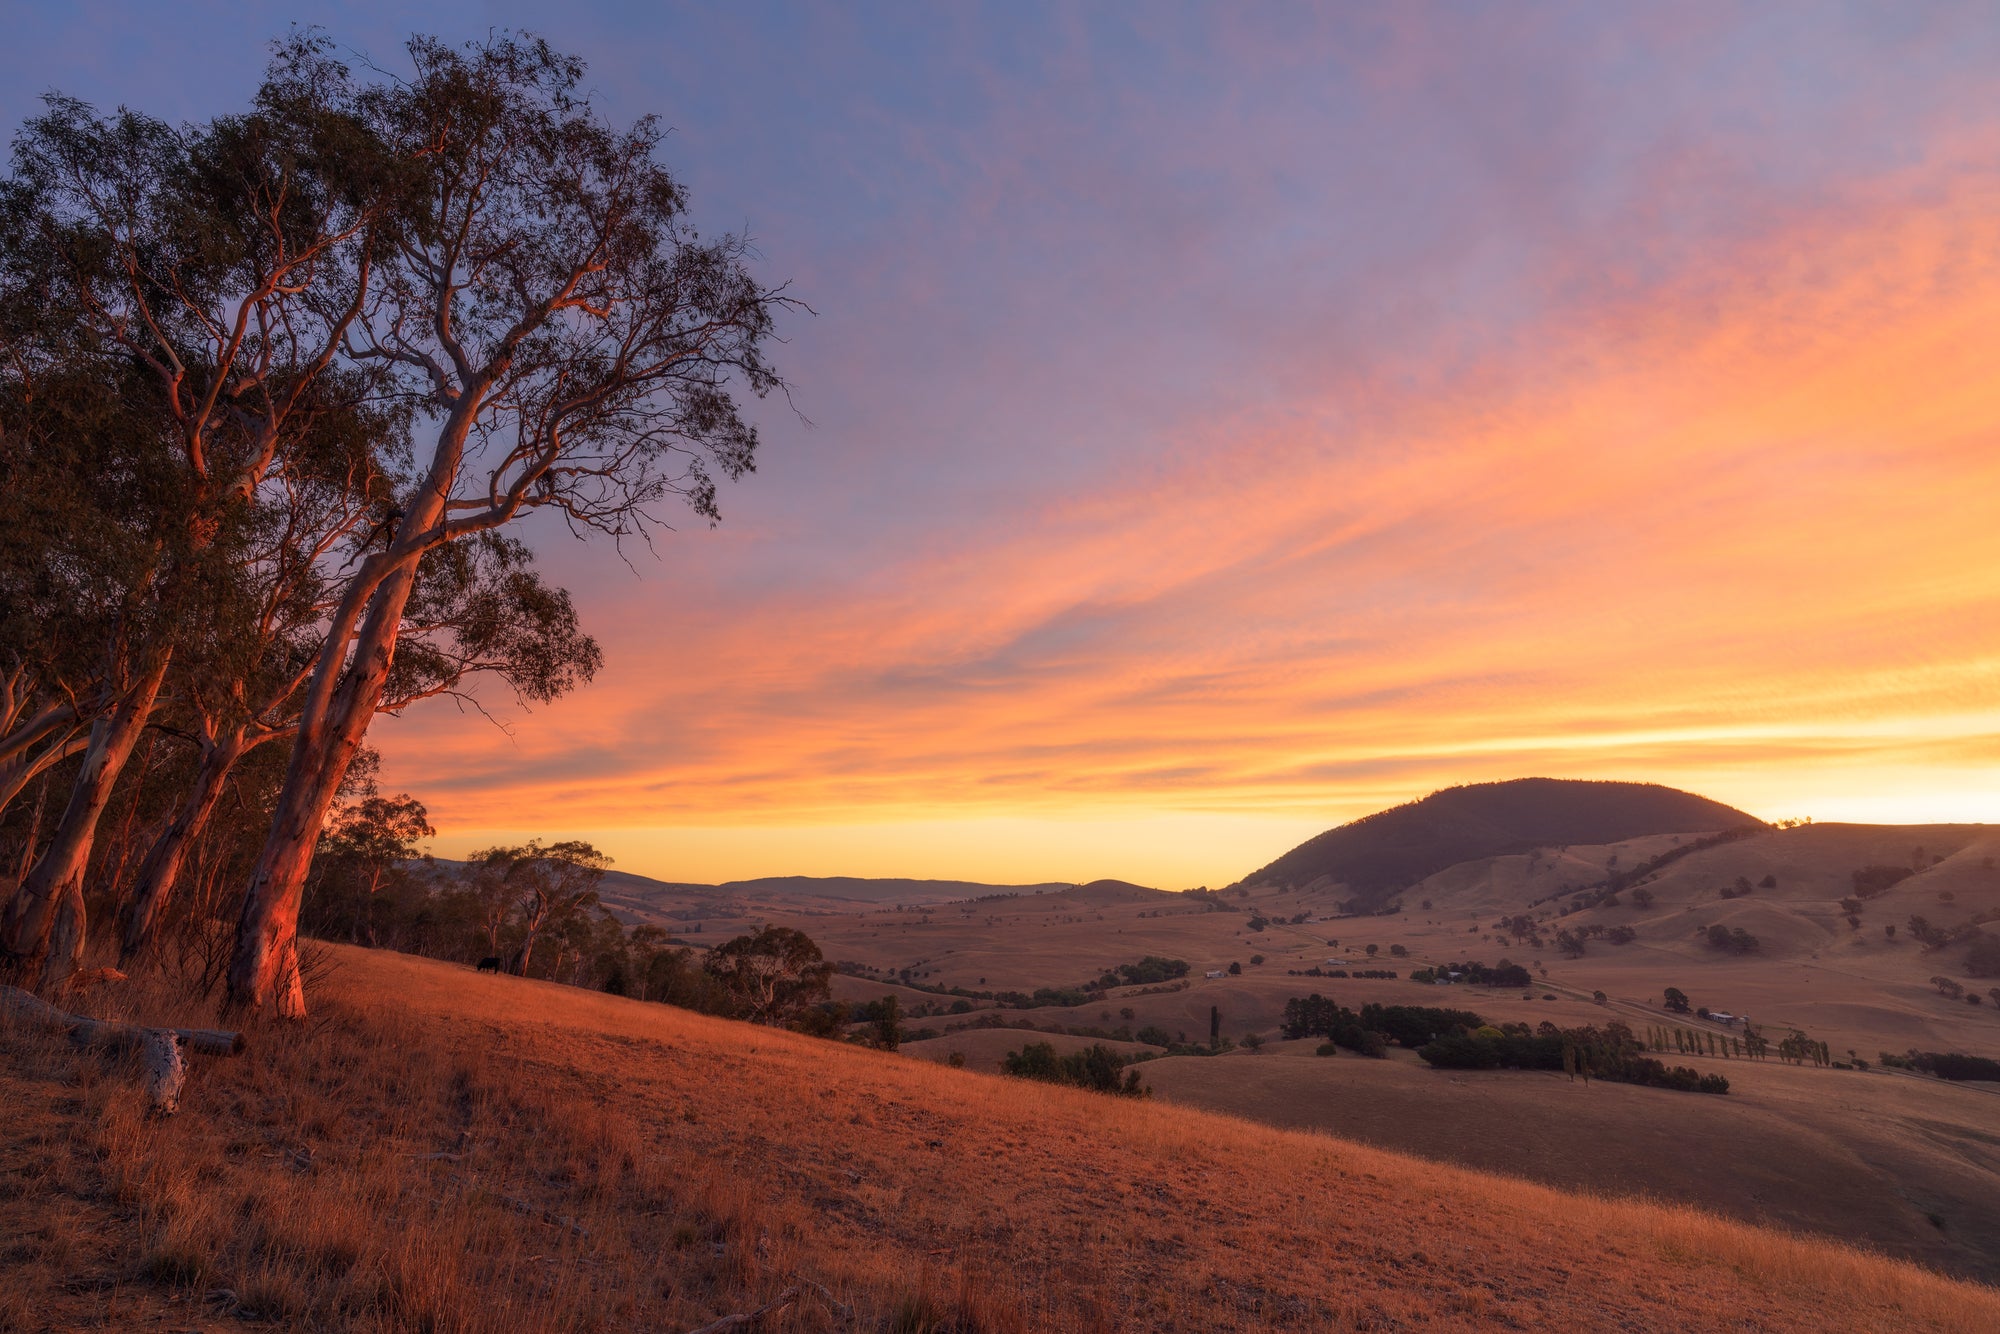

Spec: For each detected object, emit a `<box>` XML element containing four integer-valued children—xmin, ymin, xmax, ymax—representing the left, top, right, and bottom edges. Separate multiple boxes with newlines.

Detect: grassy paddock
<box><xmin>3</xmin><ymin>943</ymin><xmax>1997</xmax><ymax>1331</ymax></box>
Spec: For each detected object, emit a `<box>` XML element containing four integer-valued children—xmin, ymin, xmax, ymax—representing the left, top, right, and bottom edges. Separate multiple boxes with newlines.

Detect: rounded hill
<box><xmin>1245</xmin><ymin>778</ymin><xmax>1761</xmax><ymax>912</ymax></box>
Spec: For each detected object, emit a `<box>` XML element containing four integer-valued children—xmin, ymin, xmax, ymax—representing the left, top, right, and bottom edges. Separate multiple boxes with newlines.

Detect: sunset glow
<box><xmin>21</xmin><ymin>6</ymin><xmax>1998</xmax><ymax>885</ymax></box>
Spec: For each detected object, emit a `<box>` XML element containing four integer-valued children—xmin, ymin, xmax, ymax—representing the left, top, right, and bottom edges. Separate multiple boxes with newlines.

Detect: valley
<box><xmin>592</xmin><ymin>783</ymin><xmax>2000</xmax><ymax>1283</ymax></box>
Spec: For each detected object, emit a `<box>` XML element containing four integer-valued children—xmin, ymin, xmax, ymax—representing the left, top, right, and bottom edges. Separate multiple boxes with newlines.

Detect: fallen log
<box><xmin>0</xmin><ymin>985</ymin><xmax>244</xmax><ymax>1056</ymax></box>
<box><xmin>0</xmin><ymin>984</ymin><xmax>243</xmax><ymax>1114</ymax></box>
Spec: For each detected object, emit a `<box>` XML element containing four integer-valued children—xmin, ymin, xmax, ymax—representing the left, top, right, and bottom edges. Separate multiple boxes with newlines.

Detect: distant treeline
<box><xmin>1880</xmin><ymin>1050</ymin><xmax>2000</xmax><ymax>1082</ymax></box>
<box><xmin>1419</xmin><ymin>1028</ymin><xmax>1730</xmax><ymax>1095</ymax></box>
<box><xmin>1280</xmin><ymin>996</ymin><xmax>1481</xmax><ymax>1055</ymax></box>
<box><xmin>1002</xmin><ymin>1041</ymin><xmax>1147</xmax><ymax>1097</ymax></box>
<box><xmin>1566</xmin><ymin>826</ymin><xmax>1763</xmax><ymax>906</ymax></box>
<box><xmin>834</xmin><ymin>955</ymin><xmax>1191</xmax><ymax>1010</ymax></box>
<box><xmin>1406</xmin><ymin>959</ymin><xmax>1533</xmax><ymax>988</ymax></box>
<box><xmin>1278</xmin><ymin>991</ymin><xmax>1729</xmax><ymax>1095</ymax></box>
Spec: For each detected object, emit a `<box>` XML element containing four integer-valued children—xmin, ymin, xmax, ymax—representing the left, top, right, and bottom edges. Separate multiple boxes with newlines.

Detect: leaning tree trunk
<box><xmin>509</xmin><ymin>910</ymin><xmax>546</xmax><ymax>978</ymax></box>
<box><xmin>0</xmin><ymin>651</ymin><xmax>171</xmax><ymax>987</ymax></box>
<box><xmin>225</xmin><ymin>556</ymin><xmax>423</xmax><ymax>1016</ymax></box>
<box><xmin>121</xmin><ymin>730</ymin><xmax>246</xmax><ymax>963</ymax></box>
<box><xmin>226</xmin><ymin>398</ymin><xmax>479</xmax><ymax>1017</ymax></box>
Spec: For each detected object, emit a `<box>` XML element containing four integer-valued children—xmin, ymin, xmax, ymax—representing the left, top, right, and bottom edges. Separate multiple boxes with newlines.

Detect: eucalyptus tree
<box><xmin>0</xmin><ymin>55</ymin><xmax>403</xmax><ymax>986</ymax></box>
<box><xmin>228</xmin><ymin>34</ymin><xmax>789</xmax><ymax>1015</ymax></box>
<box><xmin>704</xmin><ymin>927</ymin><xmax>834</xmax><ymax>1026</ymax></box>
<box><xmin>119</xmin><ymin>527</ymin><xmax>599</xmax><ymax>962</ymax></box>
<box><xmin>309</xmin><ymin>792</ymin><xmax>435</xmax><ymax>945</ymax></box>
<box><xmin>490</xmin><ymin>839</ymin><xmax>610</xmax><ymax>978</ymax></box>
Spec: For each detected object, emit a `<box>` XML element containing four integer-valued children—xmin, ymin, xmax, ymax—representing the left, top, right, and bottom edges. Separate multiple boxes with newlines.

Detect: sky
<box><xmin>8</xmin><ymin>3</ymin><xmax>2000</xmax><ymax>887</ymax></box>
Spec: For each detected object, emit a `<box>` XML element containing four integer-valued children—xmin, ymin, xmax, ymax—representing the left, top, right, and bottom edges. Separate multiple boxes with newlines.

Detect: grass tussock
<box><xmin>2</xmin><ymin>943</ymin><xmax>1998</xmax><ymax>1332</ymax></box>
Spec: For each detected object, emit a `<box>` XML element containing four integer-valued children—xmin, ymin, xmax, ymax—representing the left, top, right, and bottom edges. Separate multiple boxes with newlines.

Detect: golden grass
<box><xmin>4</xmin><ymin>942</ymin><xmax>1998</xmax><ymax>1331</ymax></box>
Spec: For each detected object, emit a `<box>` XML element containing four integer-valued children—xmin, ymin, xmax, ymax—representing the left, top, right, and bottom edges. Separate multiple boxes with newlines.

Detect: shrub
<box><xmin>1314</xmin><ymin>1041</ymin><xmax>1339</xmax><ymax>1056</ymax></box>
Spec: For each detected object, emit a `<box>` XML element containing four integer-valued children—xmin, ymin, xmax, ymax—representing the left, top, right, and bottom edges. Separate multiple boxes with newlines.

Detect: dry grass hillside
<box><xmin>5</xmin><ymin>945</ymin><xmax>1999</xmax><ymax>1332</ymax></box>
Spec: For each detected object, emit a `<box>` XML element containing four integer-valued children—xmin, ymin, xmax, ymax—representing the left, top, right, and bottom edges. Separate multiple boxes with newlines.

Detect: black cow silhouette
<box><xmin>477</xmin><ymin>956</ymin><xmax>502</xmax><ymax>974</ymax></box>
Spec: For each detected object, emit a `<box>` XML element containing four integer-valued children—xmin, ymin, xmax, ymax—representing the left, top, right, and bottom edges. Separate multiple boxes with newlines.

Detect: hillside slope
<box><xmin>1246</xmin><ymin>778</ymin><xmax>1761</xmax><ymax>911</ymax></box>
<box><xmin>7</xmin><ymin>946</ymin><xmax>1995</xmax><ymax>1332</ymax></box>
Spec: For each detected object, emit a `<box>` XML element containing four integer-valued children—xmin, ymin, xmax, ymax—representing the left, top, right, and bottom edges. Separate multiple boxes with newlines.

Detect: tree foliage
<box><xmin>703</xmin><ymin>926</ymin><xmax>833</xmax><ymax>1026</ymax></box>
<box><xmin>1002</xmin><ymin>1041</ymin><xmax>1146</xmax><ymax>1097</ymax></box>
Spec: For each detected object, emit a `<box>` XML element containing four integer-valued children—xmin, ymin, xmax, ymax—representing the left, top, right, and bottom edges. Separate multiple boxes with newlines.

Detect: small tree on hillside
<box><xmin>1663</xmin><ymin>987</ymin><xmax>1691</xmax><ymax>1014</ymax></box>
<box><xmin>875</xmin><ymin>993</ymin><xmax>903</xmax><ymax>1051</ymax></box>
<box><xmin>485</xmin><ymin>840</ymin><xmax>608</xmax><ymax>977</ymax></box>
<box><xmin>310</xmin><ymin>793</ymin><xmax>433</xmax><ymax>944</ymax></box>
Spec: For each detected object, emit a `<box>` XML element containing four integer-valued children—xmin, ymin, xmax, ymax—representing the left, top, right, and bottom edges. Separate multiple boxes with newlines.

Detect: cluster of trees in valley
<box><xmin>1277</xmin><ymin>992</ymin><xmax>1731</xmax><ymax>1094</ymax></box>
<box><xmin>0</xmin><ymin>33</ymin><xmax>788</xmax><ymax>1016</ymax></box>
<box><xmin>1001</xmin><ymin>1040</ymin><xmax>1148</xmax><ymax>1097</ymax></box>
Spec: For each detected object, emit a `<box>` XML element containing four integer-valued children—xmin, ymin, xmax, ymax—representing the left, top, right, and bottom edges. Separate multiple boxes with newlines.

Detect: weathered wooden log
<box><xmin>0</xmin><ymin>984</ymin><xmax>241</xmax><ymax>1113</ymax></box>
<box><xmin>141</xmin><ymin>1028</ymin><xmax>186</xmax><ymax>1115</ymax></box>
<box><xmin>0</xmin><ymin>985</ymin><xmax>245</xmax><ymax>1056</ymax></box>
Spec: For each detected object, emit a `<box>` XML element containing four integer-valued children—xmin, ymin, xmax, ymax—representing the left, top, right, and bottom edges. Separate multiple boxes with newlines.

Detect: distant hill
<box><xmin>588</xmin><ymin>870</ymin><xmax>1080</xmax><ymax>925</ymax></box>
<box><xmin>1059</xmin><ymin>878</ymin><xmax>1166</xmax><ymax>904</ymax></box>
<box><xmin>430</xmin><ymin>863</ymin><xmax>1082</xmax><ymax>927</ymax></box>
<box><xmin>1244</xmin><ymin>778</ymin><xmax>1761</xmax><ymax>911</ymax></box>
<box><xmin>719</xmin><ymin>875</ymin><xmax>1074</xmax><ymax>904</ymax></box>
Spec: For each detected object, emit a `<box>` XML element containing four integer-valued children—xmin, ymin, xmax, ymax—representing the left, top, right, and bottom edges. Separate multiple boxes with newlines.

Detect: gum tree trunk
<box><xmin>224</xmin><ymin>561</ymin><xmax>418</xmax><ymax>1016</ymax></box>
<box><xmin>225</xmin><ymin>405</ymin><xmax>475</xmax><ymax>1017</ymax></box>
<box><xmin>121</xmin><ymin>729</ymin><xmax>246</xmax><ymax>963</ymax></box>
<box><xmin>0</xmin><ymin>650</ymin><xmax>171</xmax><ymax>987</ymax></box>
